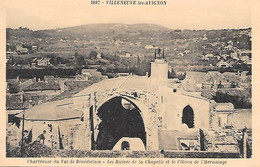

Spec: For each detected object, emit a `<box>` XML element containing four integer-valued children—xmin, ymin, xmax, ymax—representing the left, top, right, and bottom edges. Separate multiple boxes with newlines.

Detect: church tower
<box><xmin>150</xmin><ymin>48</ymin><xmax>168</xmax><ymax>131</ymax></box>
<box><xmin>150</xmin><ymin>48</ymin><xmax>168</xmax><ymax>86</ymax></box>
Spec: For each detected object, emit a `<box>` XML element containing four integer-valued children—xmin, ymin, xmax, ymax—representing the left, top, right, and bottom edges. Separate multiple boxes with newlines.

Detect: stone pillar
<box><xmin>92</xmin><ymin>92</ymin><xmax>101</xmax><ymax>149</ymax></box>
<box><xmin>83</xmin><ymin>94</ymin><xmax>92</xmax><ymax>150</ymax></box>
<box><xmin>242</xmin><ymin>127</ymin><xmax>248</xmax><ymax>158</ymax></box>
<box><xmin>146</xmin><ymin>103</ymin><xmax>159</xmax><ymax>150</ymax></box>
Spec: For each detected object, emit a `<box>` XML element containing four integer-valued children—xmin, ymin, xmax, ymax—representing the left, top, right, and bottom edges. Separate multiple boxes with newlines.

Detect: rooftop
<box><xmin>15</xmin><ymin>98</ymin><xmax>80</xmax><ymax>121</ymax></box>
<box><xmin>215</xmin><ymin>103</ymin><xmax>234</xmax><ymax>111</ymax></box>
<box><xmin>23</xmin><ymin>81</ymin><xmax>60</xmax><ymax>91</ymax></box>
<box><xmin>82</xmin><ymin>69</ymin><xmax>98</xmax><ymax>73</ymax></box>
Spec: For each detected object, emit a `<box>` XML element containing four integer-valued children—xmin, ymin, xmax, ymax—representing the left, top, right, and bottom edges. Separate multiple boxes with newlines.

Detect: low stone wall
<box><xmin>163</xmin><ymin>150</ymin><xmax>240</xmax><ymax>158</ymax></box>
<box><xmin>52</xmin><ymin>150</ymin><xmax>163</xmax><ymax>158</ymax></box>
<box><xmin>7</xmin><ymin>144</ymin><xmax>240</xmax><ymax>158</ymax></box>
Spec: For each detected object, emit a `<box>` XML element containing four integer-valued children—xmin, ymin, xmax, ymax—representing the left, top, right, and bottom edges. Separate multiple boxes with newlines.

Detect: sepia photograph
<box><xmin>0</xmin><ymin>0</ymin><xmax>258</xmax><ymax>166</ymax></box>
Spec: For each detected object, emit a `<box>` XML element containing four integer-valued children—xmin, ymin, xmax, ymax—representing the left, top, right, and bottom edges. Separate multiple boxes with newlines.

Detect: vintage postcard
<box><xmin>0</xmin><ymin>0</ymin><xmax>259</xmax><ymax>166</ymax></box>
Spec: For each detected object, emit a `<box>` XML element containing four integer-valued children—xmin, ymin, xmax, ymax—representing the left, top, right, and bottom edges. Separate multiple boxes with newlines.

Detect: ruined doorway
<box><xmin>121</xmin><ymin>141</ymin><xmax>130</xmax><ymax>150</ymax></box>
<box><xmin>95</xmin><ymin>96</ymin><xmax>146</xmax><ymax>150</ymax></box>
<box><xmin>182</xmin><ymin>105</ymin><xmax>194</xmax><ymax>128</ymax></box>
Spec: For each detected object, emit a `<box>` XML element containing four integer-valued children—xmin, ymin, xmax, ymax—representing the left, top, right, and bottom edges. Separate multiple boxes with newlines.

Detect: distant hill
<box><xmin>129</xmin><ymin>23</ymin><xmax>171</xmax><ymax>31</ymax></box>
<box><xmin>57</xmin><ymin>23</ymin><xmax>171</xmax><ymax>34</ymax></box>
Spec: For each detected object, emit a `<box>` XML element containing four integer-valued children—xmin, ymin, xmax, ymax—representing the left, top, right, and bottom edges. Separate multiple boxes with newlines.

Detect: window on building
<box><xmin>182</xmin><ymin>105</ymin><xmax>194</xmax><ymax>128</ymax></box>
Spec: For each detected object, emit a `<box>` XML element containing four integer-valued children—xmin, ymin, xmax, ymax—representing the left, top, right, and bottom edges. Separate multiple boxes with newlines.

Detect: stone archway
<box><xmin>94</xmin><ymin>96</ymin><xmax>147</xmax><ymax>150</ymax></box>
<box><xmin>182</xmin><ymin>105</ymin><xmax>195</xmax><ymax>128</ymax></box>
<box><xmin>121</xmin><ymin>141</ymin><xmax>130</xmax><ymax>150</ymax></box>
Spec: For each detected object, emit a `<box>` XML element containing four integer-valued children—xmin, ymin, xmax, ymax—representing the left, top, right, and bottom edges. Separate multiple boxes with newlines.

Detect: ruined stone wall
<box><xmin>228</xmin><ymin>109</ymin><xmax>252</xmax><ymax>129</ymax></box>
<box><xmin>6</xmin><ymin>119</ymin><xmax>91</xmax><ymax>150</ymax></box>
<box><xmin>163</xmin><ymin>91</ymin><xmax>211</xmax><ymax>131</ymax></box>
<box><xmin>209</xmin><ymin>112</ymin><xmax>220</xmax><ymax>129</ymax></box>
<box><xmin>6</xmin><ymin>124</ymin><xmax>21</xmax><ymax>147</ymax></box>
<box><xmin>209</xmin><ymin>109</ymin><xmax>252</xmax><ymax>130</ymax></box>
<box><xmin>90</xmin><ymin>89</ymin><xmax>160</xmax><ymax>151</ymax></box>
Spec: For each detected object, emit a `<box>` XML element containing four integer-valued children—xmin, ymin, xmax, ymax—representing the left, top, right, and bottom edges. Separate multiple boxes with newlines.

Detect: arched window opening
<box><xmin>182</xmin><ymin>105</ymin><xmax>194</xmax><ymax>128</ymax></box>
<box><xmin>121</xmin><ymin>141</ymin><xmax>130</xmax><ymax>150</ymax></box>
<box><xmin>95</xmin><ymin>96</ymin><xmax>146</xmax><ymax>150</ymax></box>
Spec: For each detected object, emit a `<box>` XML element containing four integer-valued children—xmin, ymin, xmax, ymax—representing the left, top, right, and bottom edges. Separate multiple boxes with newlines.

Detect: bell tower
<box><xmin>150</xmin><ymin>48</ymin><xmax>168</xmax><ymax>86</ymax></box>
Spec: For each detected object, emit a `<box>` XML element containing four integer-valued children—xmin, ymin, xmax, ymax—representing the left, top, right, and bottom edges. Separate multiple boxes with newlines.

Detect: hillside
<box><xmin>6</xmin><ymin>24</ymin><xmax>251</xmax><ymax>76</ymax></box>
<box><xmin>57</xmin><ymin>23</ymin><xmax>171</xmax><ymax>33</ymax></box>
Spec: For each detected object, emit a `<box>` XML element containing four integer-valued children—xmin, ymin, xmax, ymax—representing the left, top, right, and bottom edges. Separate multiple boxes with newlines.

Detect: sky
<box><xmin>1</xmin><ymin>0</ymin><xmax>252</xmax><ymax>30</ymax></box>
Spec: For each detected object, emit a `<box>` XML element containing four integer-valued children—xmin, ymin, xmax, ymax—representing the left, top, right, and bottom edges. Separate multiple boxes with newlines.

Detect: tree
<box><xmin>8</xmin><ymin>83</ymin><xmax>20</xmax><ymax>93</ymax></box>
<box><xmin>171</xmin><ymin>68</ymin><xmax>177</xmax><ymax>78</ymax></box>
<box><xmin>88</xmin><ymin>51</ymin><xmax>98</xmax><ymax>59</ymax></box>
<box><xmin>74</xmin><ymin>52</ymin><xmax>86</xmax><ymax>66</ymax></box>
<box><xmin>137</xmin><ymin>56</ymin><xmax>141</xmax><ymax>68</ymax></box>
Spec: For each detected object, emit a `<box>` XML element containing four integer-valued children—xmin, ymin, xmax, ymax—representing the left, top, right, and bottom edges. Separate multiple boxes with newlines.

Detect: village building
<box><xmin>125</xmin><ymin>53</ymin><xmax>131</xmax><ymax>57</ymax></box>
<box><xmin>32</xmin><ymin>45</ymin><xmax>38</xmax><ymax>50</ymax></box>
<box><xmin>114</xmin><ymin>39</ymin><xmax>123</xmax><ymax>46</ymax></box>
<box><xmin>37</xmin><ymin>57</ymin><xmax>51</xmax><ymax>66</ymax></box>
<box><xmin>178</xmin><ymin>52</ymin><xmax>184</xmax><ymax>57</ymax></box>
<box><xmin>183</xmin><ymin>50</ymin><xmax>191</xmax><ymax>54</ymax></box>
<box><xmin>183</xmin><ymin>70</ymin><xmax>247</xmax><ymax>91</ymax></box>
<box><xmin>231</xmin><ymin>52</ymin><xmax>239</xmax><ymax>59</ymax></box>
<box><xmin>76</xmin><ymin>69</ymin><xmax>105</xmax><ymax>81</ymax></box>
<box><xmin>202</xmin><ymin>34</ymin><xmax>208</xmax><ymax>41</ymax></box>
<box><xmin>135</xmin><ymin>42</ymin><xmax>141</xmax><ymax>47</ymax></box>
<box><xmin>217</xmin><ymin>60</ymin><xmax>231</xmax><ymax>68</ymax></box>
<box><xmin>96</xmin><ymin>52</ymin><xmax>102</xmax><ymax>59</ymax></box>
<box><xmin>145</xmin><ymin>45</ymin><xmax>156</xmax><ymax>50</ymax></box>
<box><xmin>82</xmin><ymin>69</ymin><xmax>102</xmax><ymax>78</ymax></box>
<box><xmin>6</xmin><ymin>50</ymin><xmax>14</xmax><ymax>54</ymax></box>
<box><xmin>75</xmin><ymin>74</ymin><xmax>89</xmax><ymax>81</ymax></box>
<box><xmin>205</xmin><ymin>53</ymin><xmax>214</xmax><ymax>58</ymax></box>
<box><xmin>117</xmin><ymin>73</ymin><xmax>130</xmax><ymax>77</ymax></box>
<box><xmin>16</xmin><ymin>46</ymin><xmax>28</xmax><ymax>54</ymax></box>
<box><xmin>238</xmin><ymin>50</ymin><xmax>251</xmax><ymax>57</ymax></box>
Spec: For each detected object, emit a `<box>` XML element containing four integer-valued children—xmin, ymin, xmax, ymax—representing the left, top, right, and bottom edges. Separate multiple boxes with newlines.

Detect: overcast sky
<box><xmin>1</xmin><ymin>0</ymin><xmax>251</xmax><ymax>30</ymax></box>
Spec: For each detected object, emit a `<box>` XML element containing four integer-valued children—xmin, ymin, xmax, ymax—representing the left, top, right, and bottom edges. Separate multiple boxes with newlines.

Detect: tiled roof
<box><xmin>82</xmin><ymin>69</ymin><xmax>98</xmax><ymax>73</ymax></box>
<box><xmin>181</xmin><ymin>82</ymin><xmax>201</xmax><ymax>92</ymax></box>
<box><xmin>206</xmin><ymin>71</ymin><xmax>221</xmax><ymax>78</ymax></box>
<box><xmin>7</xmin><ymin>79</ymin><xmax>18</xmax><ymax>84</ymax></box>
<box><xmin>6</xmin><ymin>94</ymin><xmax>29</xmax><ymax>110</ymax></box>
<box><xmin>205</xmin><ymin>72</ymin><xmax>240</xmax><ymax>84</ymax></box>
<box><xmin>241</xmin><ymin>71</ymin><xmax>249</xmax><ymax>75</ymax></box>
<box><xmin>201</xmin><ymin>89</ymin><xmax>216</xmax><ymax>99</ymax></box>
<box><xmin>20</xmin><ymin>79</ymin><xmax>34</xmax><ymax>90</ymax></box>
<box><xmin>37</xmin><ymin>57</ymin><xmax>51</xmax><ymax>62</ymax></box>
<box><xmin>23</xmin><ymin>81</ymin><xmax>60</xmax><ymax>91</ymax></box>
<box><xmin>6</xmin><ymin>94</ymin><xmax>48</xmax><ymax>110</ymax></box>
<box><xmin>215</xmin><ymin>103</ymin><xmax>234</xmax><ymax>111</ymax></box>
<box><xmin>185</xmin><ymin>72</ymin><xmax>207</xmax><ymax>84</ymax></box>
